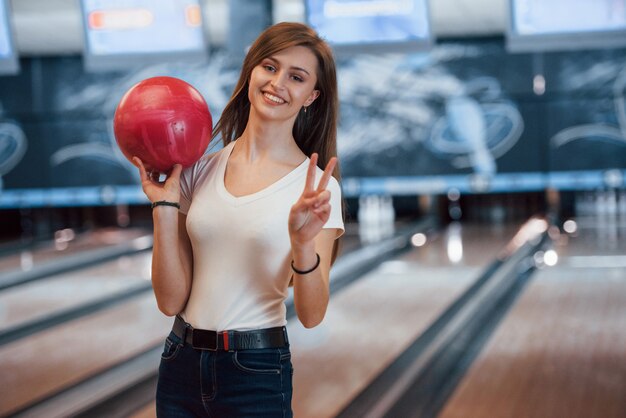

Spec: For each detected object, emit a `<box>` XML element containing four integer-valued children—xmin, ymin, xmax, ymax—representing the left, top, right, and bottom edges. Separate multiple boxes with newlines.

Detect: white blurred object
<box><xmin>563</xmin><ymin>219</ymin><xmax>577</xmax><ymax>234</ymax></box>
<box><xmin>446</xmin><ymin>96</ymin><xmax>496</xmax><ymax>175</ymax></box>
<box><xmin>54</xmin><ymin>228</ymin><xmax>75</xmax><ymax>251</ymax></box>
<box><xmin>446</xmin><ymin>222</ymin><xmax>463</xmax><ymax>264</ymax></box>
<box><xmin>543</xmin><ymin>249</ymin><xmax>558</xmax><ymax>266</ymax></box>
<box><xmin>358</xmin><ymin>194</ymin><xmax>395</xmax><ymax>244</ymax></box>
<box><xmin>411</xmin><ymin>232</ymin><xmax>427</xmax><ymax>247</ymax></box>
<box><xmin>20</xmin><ymin>250</ymin><xmax>34</xmax><ymax>271</ymax></box>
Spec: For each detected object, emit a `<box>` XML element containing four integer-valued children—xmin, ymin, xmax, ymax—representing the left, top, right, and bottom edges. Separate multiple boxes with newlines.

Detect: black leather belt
<box><xmin>172</xmin><ymin>315</ymin><xmax>289</xmax><ymax>351</ymax></box>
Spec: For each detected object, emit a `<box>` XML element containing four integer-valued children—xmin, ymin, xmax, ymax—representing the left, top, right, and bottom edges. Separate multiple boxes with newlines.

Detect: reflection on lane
<box><xmin>0</xmin><ymin>252</ymin><xmax>152</xmax><ymax>333</ymax></box>
<box><xmin>0</xmin><ymin>294</ymin><xmax>171</xmax><ymax>417</ymax></box>
<box><xmin>0</xmin><ymin>227</ymin><xmax>150</xmax><ymax>273</ymax></box>
<box><xmin>439</xmin><ymin>220</ymin><xmax>626</xmax><ymax>418</ymax></box>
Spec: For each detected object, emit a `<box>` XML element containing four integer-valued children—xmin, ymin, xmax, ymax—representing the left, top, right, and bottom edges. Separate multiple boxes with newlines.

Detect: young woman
<box><xmin>134</xmin><ymin>22</ymin><xmax>344</xmax><ymax>417</ymax></box>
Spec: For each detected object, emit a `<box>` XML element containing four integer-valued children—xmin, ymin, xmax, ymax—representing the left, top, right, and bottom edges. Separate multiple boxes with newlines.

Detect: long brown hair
<box><xmin>213</xmin><ymin>22</ymin><xmax>344</xmax><ymax>264</ymax></box>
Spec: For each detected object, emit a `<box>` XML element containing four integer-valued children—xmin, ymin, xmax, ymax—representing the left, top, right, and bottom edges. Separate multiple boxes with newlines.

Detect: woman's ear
<box><xmin>304</xmin><ymin>89</ymin><xmax>320</xmax><ymax>107</ymax></box>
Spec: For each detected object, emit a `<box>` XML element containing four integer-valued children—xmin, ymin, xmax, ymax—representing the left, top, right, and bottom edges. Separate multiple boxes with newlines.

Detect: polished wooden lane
<box><xmin>0</xmin><ymin>227</ymin><xmax>149</xmax><ymax>273</ymax></box>
<box><xmin>0</xmin><ymin>252</ymin><xmax>152</xmax><ymax>333</ymax></box>
<box><xmin>439</xmin><ymin>222</ymin><xmax>626</xmax><ymax>418</ymax></box>
<box><xmin>0</xmin><ymin>294</ymin><xmax>171</xmax><ymax>416</ymax></box>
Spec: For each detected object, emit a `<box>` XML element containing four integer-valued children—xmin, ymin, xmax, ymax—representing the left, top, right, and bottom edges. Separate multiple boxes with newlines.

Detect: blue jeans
<box><xmin>156</xmin><ymin>330</ymin><xmax>293</xmax><ymax>417</ymax></box>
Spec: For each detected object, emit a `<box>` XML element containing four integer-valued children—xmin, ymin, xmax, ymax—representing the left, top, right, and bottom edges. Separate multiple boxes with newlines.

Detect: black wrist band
<box><xmin>151</xmin><ymin>200</ymin><xmax>180</xmax><ymax>210</ymax></box>
<box><xmin>291</xmin><ymin>253</ymin><xmax>321</xmax><ymax>275</ymax></box>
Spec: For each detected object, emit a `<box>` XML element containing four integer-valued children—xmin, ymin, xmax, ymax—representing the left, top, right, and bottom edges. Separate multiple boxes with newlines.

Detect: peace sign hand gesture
<box><xmin>288</xmin><ymin>153</ymin><xmax>338</xmax><ymax>246</ymax></box>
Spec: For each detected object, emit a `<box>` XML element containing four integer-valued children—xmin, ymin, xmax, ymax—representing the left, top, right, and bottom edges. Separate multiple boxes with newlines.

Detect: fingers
<box><xmin>133</xmin><ymin>157</ymin><xmax>182</xmax><ymax>185</ymax></box>
<box><xmin>304</xmin><ymin>153</ymin><xmax>338</xmax><ymax>195</ymax></box>
<box><xmin>294</xmin><ymin>195</ymin><xmax>331</xmax><ymax>222</ymax></box>
<box><xmin>304</xmin><ymin>153</ymin><xmax>318</xmax><ymax>193</ymax></box>
<box><xmin>302</xmin><ymin>190</ymin><xmax>331</xmax><ymax>208</ymax></box>
<box><xmin>312</xmin><ymin>203</ymin><xmax>331</xmax><ymax>217</ymax></box>
<box><xmin>163</xmin><ymin>164</ymin><xmax>182</xmax><ymax>191</ymax></box>
<box><xmin>169</xmin><ymin>164</ymin><xmax>183</xmax><ymax>181</ymax></box>
<box><xmin>316</xmin><ymin>156</ymin><xmax>337</xmax><ymax>193</ymax></box>
<box><xmin>132</xmin><ymin>156</ymin><xmax>159</xmax><ymax>181</ymax></box>
<box><xmin>133</xmin><ymin>157</ymin><xmax>150</xmax><ymax>183</ymax></box>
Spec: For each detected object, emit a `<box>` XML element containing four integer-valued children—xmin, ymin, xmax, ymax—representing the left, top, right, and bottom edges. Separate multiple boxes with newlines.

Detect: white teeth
<box><xmin>264</xmin><ymin>92</ymin><xmax>285</xmax><ymax>104</ymax></box>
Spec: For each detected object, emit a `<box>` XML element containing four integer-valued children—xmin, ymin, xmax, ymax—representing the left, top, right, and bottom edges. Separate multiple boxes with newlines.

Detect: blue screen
<box><xmin>82</xmin><ymin>0</ymin><xmax>205</xmax><ymax>55</ymax></box>
<box><xmin>508</xmin><ymin>0</ymin><xmax>626</xmax><ymax>52</ymax></box>
<box><xmin>0</xmin><ymin>0</ymin><xmax>18</xmax><ymax>74</ymax></box>
<box><xmin>0</xmin><ymin>2</ymin><xmax>11</xmax><ymax>58</ymax></box>
<box><xmin>306</xmin><ymin>0</ymin><xmax>431</xmax><ymax>48</ymax></box>
<box><xmin>512</xmin><ymin>0</ymin><xmax>626</xmax><ymax>35</ymax></box>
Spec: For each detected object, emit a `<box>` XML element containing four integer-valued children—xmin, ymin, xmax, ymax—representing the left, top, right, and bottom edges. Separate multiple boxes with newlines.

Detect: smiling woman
<box><xmin>132</xmin><ymin>22</ymin><xmax>345</xmax><ymax>417</ymax></box>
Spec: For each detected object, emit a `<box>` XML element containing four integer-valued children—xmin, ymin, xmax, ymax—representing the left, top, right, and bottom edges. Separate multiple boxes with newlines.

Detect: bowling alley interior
<box><xmin>1</xmin><ymin>1</ymin><xmax>625</xmax><ymax>417</ymax></box>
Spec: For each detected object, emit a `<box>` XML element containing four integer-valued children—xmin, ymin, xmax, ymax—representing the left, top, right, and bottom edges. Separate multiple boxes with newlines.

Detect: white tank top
<box><xmin>178</xmin><ymin>141</ymin><xmax>344</xmax><ymax>331</ymax></box>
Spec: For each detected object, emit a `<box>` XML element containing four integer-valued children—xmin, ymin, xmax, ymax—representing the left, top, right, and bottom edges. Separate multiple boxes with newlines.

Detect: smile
<box><xmin>263</xmin><ymin>92</ymin><xmax>286</xmax><ymax>104</ymax></box>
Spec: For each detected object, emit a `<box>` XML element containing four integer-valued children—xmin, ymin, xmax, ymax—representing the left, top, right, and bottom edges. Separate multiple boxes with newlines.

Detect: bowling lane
<box><xmin>438</xmin><ymin>220</ymin><xmax>626</xmax><ymax>418</ymax></box>
<box><xmin>0</xmin><ymin>293</ymin><xmax>172</xmax><ymax>417</ymax></box>
<box><xmin>0</xmin><ymin>227</ymin><xmax>150</xmax><ymax>273</ymax></box>
<box><xmin>288</xmin><ymin>222</ymin><xmax>522</xmax><ymax>418</ymax></box>
<box><xmin>0</xmin><ymin>251</ymin><xmax>153</xmax><ymax>333</ymax></box>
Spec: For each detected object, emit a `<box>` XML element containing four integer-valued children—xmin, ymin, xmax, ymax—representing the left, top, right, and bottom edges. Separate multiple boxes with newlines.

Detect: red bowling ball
<box><xmin>113</xmin><ymin>76</ymin><xmax>212</xmax><ymax>173</ymax></box>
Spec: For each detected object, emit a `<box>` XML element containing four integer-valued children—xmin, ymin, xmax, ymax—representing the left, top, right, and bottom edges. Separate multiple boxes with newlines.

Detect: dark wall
<box><xmin>0</xmin><ymin>38</ymin><xmax>625</xmax><ymax>192</ymax></box>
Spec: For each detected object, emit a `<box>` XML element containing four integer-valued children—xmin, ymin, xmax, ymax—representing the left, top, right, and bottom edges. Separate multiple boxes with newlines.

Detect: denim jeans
<box><xmin>156</xmin><ymin>330</ymin><xmax>293</xmax><ymax>417</ymax></box>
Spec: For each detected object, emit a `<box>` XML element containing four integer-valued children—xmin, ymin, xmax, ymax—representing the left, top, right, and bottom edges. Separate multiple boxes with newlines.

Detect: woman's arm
<box><xmin>288</xmin><ymin>153</ymin><xmax>339</xmax><ymax>328</ymax></box>
<box><xmin>151</xmin><ymin>210</ymin><xmax>193</xmax><ymax>316</ymax></box>
<box><xmin>291</xmin><ymin>228</ymin><xmax>338</xmax><ymax>328</ymax></box>
<box><xmin>135</xmin><ymin>158</ymin><xmax>193</xmax><ymax>316</ymax></box>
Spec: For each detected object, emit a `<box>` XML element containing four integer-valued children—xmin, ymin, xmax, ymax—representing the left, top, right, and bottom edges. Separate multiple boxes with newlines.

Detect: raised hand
<box><xmin>133</xmin><ymin>157</ymin><xmax>182</xmax><ymax>204</ymax></box>
<box><xmin>288</xmin><ymin>153</ymin><xmax>337</xmax><ymax>246</ymax></box>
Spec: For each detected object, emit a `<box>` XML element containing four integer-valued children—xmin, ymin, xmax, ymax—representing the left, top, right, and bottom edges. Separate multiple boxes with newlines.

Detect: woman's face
<box><xmin>248</xmin><ymin>45</ymin><xmax>320</xmax><ymax>123</ymax></box>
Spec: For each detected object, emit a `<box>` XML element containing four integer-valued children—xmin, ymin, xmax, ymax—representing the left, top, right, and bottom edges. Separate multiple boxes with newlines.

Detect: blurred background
<box><xmin>0</xmin><ymin>1</ymin><xmax>624</xmax><ymax>417</ymax></box>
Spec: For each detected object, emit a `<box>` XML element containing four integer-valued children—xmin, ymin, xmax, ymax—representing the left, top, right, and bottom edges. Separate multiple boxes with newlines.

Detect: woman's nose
<box><xmin>270</xmin><ymin>72</ymin><xmax>286</xmax><ymax>90</ymax></box>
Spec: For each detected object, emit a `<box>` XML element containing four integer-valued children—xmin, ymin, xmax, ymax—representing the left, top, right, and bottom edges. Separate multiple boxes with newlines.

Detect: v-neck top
<box><xmin>177</xmin><ymin>141</ymin><xmax>344</xmax><ymax>331</ymax></box>
<box><xmin>216</xmin><ymin>140</ymin><xmax>310</xmax><ymax>206</ymax></box>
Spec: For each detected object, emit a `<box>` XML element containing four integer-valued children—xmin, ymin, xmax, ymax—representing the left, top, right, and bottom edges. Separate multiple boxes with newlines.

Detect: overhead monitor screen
<box><xmin>0</xmin><ymin>0</ymin><xmax>19</xmax><ymax>75</ymax></box>
<box><xmin>305</xmin><ymin>0</ymin><xmax>432</xmax><ymax>52</ymax></box>
<box><xmin>507</xmin><ymin>0</ymin><xmax>626</xmax><ymax>52</ymax></box>
<box><xmin>81</xmin><ymin>0</ymin><xmax>207</xmax><ymax>71</ymax></box>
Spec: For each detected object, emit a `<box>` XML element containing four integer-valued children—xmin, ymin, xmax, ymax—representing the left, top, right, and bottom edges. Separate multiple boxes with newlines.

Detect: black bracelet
<box><xmin>291</xmin><ymin>253</ymin><xmax>321</xmax><ymax>275</ymax></box>
<box><xmin>151</xmin><ymin>200</ymin><xmax>180</xmax><ymax>210</ymax></box>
